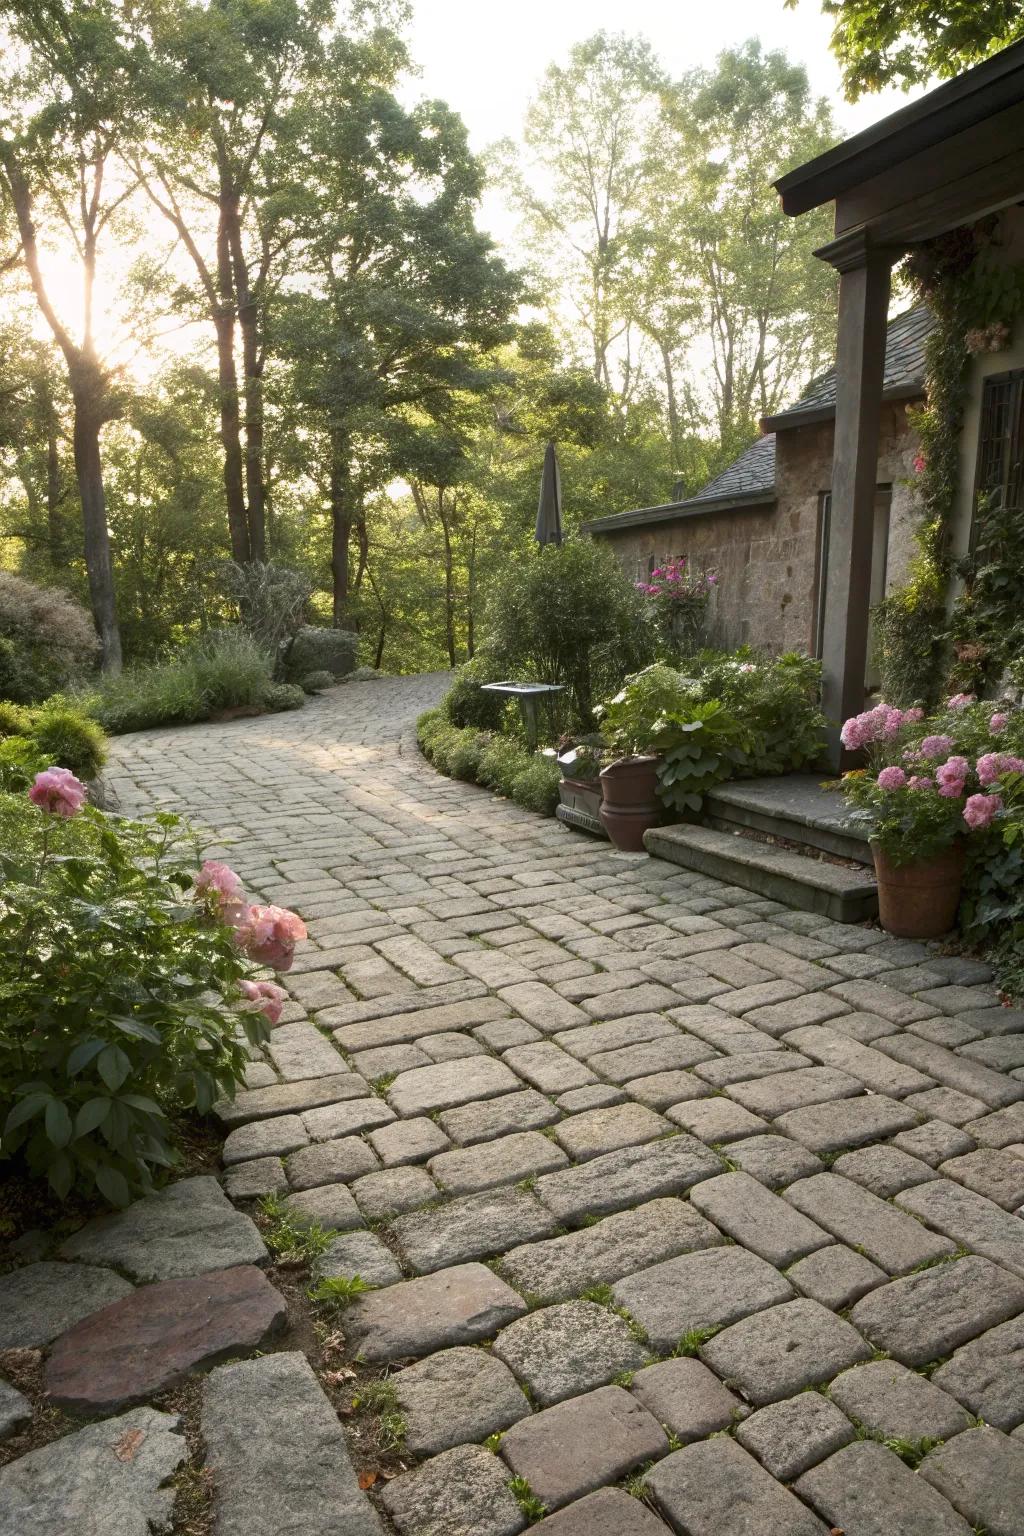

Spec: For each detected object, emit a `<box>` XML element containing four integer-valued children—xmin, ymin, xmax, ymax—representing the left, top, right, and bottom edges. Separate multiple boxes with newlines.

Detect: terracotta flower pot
<box><xmin>871</xmin><ymin>840</ymin><xmax>966</xmax><ymax>939</ymax></box>
<box><xmin>599</xmin><ymin>756</ymin><xmax>660</xmax><ymax>852</ymax></box>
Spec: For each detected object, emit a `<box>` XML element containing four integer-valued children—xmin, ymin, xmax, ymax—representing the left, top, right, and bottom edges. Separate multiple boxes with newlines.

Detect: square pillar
<box><xmin>816</xmin><ymin>229</ymin><xmax>896</xmax><ymax>768</ymax></box>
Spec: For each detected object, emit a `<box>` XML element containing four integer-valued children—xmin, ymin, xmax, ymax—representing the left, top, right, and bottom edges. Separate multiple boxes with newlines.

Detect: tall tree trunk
<box><xmin>216</xmin><ymin>196</ymin><xmax>251</xmax><ymax>564</ymax></box>
<box><xmin>35</xmin><ymin>375</ymin><xmax>64</xmax><ymax>570</ymax></box>
<box><xmin>225</xmin><ymin>198</ymin><xmax>266</xmax><ymax>560</ymax></box>
<box><xmin>439</xmin><ymin>498</ymin><xmax>457</xmax><ymax>668</ymax></box>
<box><xmin>329</xmin><ymin>430</ymin><xmax>351</xmax><ymax>628</ymax></box>
<box><xmin>70</xmin><ymin>367</ymin><xmax>121</xmax><ymax>672</ymax></box>
<box><xmin>659</xmin><ymin>341</ymin><xmax>683</xmax><ymax>471</ymax></box>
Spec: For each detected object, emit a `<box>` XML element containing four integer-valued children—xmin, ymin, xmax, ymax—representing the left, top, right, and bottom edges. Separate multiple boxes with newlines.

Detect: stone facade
<box><xmin>595</xmin><ymin>398</ymin><xmax>922</xmax><ymax>660</ymax></box>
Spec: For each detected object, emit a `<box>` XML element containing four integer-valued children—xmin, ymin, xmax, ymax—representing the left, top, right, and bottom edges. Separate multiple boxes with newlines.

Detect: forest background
<box><xmin>0</xmin><ymin>0</ymin><xmax>1018</xmax><ymax>675</ymax></box>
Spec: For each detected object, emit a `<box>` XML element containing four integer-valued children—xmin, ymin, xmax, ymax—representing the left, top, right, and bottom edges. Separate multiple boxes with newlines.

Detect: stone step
<box><xmin>644</xmin><ymin>823</ymin><xmax>878</xmax><ymax>924</ymax></box>
<box><xmin>704</xmin><ymin>775</ymin><xmax>872</xmax><ymax>865</ymax></box>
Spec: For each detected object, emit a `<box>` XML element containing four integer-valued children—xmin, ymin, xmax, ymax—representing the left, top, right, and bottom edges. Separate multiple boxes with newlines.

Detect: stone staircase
<box><xmin>644</xmin><ymin>775</ymin><xmax>879</xmax><ymax>924</ymax></box>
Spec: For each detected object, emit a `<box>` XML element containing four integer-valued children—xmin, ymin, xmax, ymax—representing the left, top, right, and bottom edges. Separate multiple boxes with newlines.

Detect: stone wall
<box><xmin>596</xmin><ymin>399</ymin><xmax>922</xmax><ymax>658</ymax></box>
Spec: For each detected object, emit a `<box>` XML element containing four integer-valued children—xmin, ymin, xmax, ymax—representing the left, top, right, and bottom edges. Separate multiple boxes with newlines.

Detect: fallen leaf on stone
<box><xmin>358</xmin><ymin>1470</ymin><xmax>378</xmax><ymax>1490</ymax></box>
<box><xmin>113</xmin><ymin>1428</ymin><xmax>146</xmax><ymax>1462</ymax></box>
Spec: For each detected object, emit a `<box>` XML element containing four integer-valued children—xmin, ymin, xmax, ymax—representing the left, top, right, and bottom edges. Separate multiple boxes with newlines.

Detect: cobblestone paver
<box><xmin>84</xmin><ymin>676</ymin><xmax>1024</xmax><ymax>1529</ymax></box>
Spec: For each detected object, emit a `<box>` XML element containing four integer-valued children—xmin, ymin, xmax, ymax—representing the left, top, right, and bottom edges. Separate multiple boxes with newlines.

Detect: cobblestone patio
<box><xmin>5</xmin><ymin>672</ymin><xmax>1024</xmax><ymax>1535</ymax></box>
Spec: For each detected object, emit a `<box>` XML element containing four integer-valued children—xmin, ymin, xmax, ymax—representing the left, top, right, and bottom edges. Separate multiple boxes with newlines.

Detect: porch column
<box><xmin>817</xmin><ymin>229</ymin><xmax>895</xmax><ymax>768</ymax></box>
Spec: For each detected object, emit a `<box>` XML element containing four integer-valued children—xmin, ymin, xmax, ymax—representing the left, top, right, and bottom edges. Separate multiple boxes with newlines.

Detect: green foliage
<box><xmin>477</xmin><ymin>736</ymin><xmax>533</xmax><ymax>798</ymax></box>
<box><xmin>264</xmin><ymin>682</ymin><xmax>306</xmax><ymax>712</ymax></box>
<box><xmin>511</xmin><ymin>756</ymin><xmax>561</xmax><ymax>816</ymax></box>
<box><xmin>507</xmin><ymin>1476</ymin><xmax>547</xmax><ymax>1523</ymax></box>
<box><xmin>86</xmin><ymin>629</ymin><xmax>275</xmax><ymax>733</ymax></box>
<box><xmin>30</xmin><ymin>699</ymin><xmax>108</xmax><ymax>781</ymax></box>
<box><xmin>791</xmin><ymin>0</ymin><xmax>1024</xmax><ymax>98</ymax></box>
<box><xmin>481</xmin><ymin>539</ymin><xmax>654</xmax><ymax>729</ymax></box>
<box><xmin>310</xmin><ymin>1274</ymin><xmax>373</xmax><ymax>1309</ymax></box>
<box><xmin>0</xmin><ymin>735</ymin><xmax>46</xmax><ymax>793</ymax></box>
<box><xmin>0</xmin><ymin>796</ymin><xmax>268</xmax><ymax>1205</ymax></box>
<box><xmin>875</xmin><ymin>577</ymin><xmax>947</xmax><ymax>708</ymax></box>
<box><xmin>448</xmin><ymin>731</ymin><xmax>489</xmax><ymax>784</ymax></box>
<box><xmin>300</xmin><ymin>670</ymin><xmax>335</xmax><ymax>694</ymax></box>
<box><xmin>0</xmin><ymin>701</ymin><xmax>29</xmax><ymax>737</ymax></box>
<box><xmin>672</xmin><ymin>1324</ymin><xmax>722</xmax><ymax>1357</ymax></box>
<box><xmin>596</xmin><ymin>664</ymin><xmax>697</xmax><ymax>756</ymax></box>
<box><xmin>0</xmin><ymin>572</ymin><xmax>98</xmax><ymax>704</ymax></box>
<box><xmin>442</xmin><ymin>657</ymin><xmax>509</xmax><ymax>730</ymax></box>
<box><xmin>686</xmin><ymin>651</ymin><xmax>825</xmax><ymax>776</ymax></box>
<box><xmin>284</xmin><ymin>627</ymin><xmax>358</xmax><ymax>682</ymax></box>
<box><xmin>948</xmin><ymin>493</ymin><xmax>1024</xmax><ymax>695</ymax></box>
<box><xmin>258</xmin><ymin>1194</ymin><xmax>335</xmax><ymax>1265</ymax></box>
<box><xmin>221</xmin><ymin>561</ymin><xmax>311</xmax><ymax>657</ymax></box>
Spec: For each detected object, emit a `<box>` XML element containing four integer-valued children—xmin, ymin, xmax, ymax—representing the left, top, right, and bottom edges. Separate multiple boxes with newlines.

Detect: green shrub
<box><xmin>481</xmin><ymin>539</ymin><xmax>654</xmax><ymax>728</ymax></box>
<box><xmin>301</xmin><ymin>670</ymin><xmax>336</xmax><ymax>694</ymax></box>
<box><xmin>690</xmin><ymin>650</ymin><xmax>825</xmax><ymax>776</ymax></box>
<box><xmin>29</xmin><ymin>700</ymin><xmax>107</xmax><ymax>781</ymax></box>
<box><xmin>221</xmin><ymin>560</ymin><xmax>311</xmax><ymax>657</ymax></box>
<box><xmin>285</xmin><ymin>626</ymin><xmax>358</xmax><ymax>682</ymax></box>
<box><xmin>86</xmin><ymin>629</ymin><xmax>275</xmax><ymax>734</ymax></box>
<box><xmin>477</xmin><ymin>735</ymin><xmax>532</xmax><ymax>797</ymax></box>
<box><xmin>0</xmin><ymin>735</ymin><xmax>46</xmax><ymax>792</ymax></box>
<box><xmin>511</xmin><ymin>756</ymin><xmax>561</xmax><ymax>815</ymax></box>
<box><xmin>264</xmin><ymin>682</ymin><xmax>306</xmax><ymax>712</ymax></box>
<box><xmin>0</xmin><ymin>795</ymin><xmax>271</xmax><ymax>1205</ymax></box>
<box><xmin>0</xmin><ymin>572</ymin><xmax>98</xmax><ymax>704</ymax></box>
<box><xmin>448</xmin><ymin>731</ymin><xmax>488</xmax><ymax>782</ymax></box>
<box><xmin>0</xmin><ymin>701</ymin><xmax>29</xmax><ymax>737</ymax></box>
<box><xmin>442</xmin><ymin>657</ymin><xmax>508</xmax><ymax>730</ymax></box>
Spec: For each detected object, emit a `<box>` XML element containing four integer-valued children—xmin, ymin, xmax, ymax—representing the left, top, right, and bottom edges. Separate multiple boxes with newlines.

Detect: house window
<box><xmin>975</xmin><ymin>369</ymin><xmax>1024</xmax><ymax>522</ymax></box>
<box><xmin>814</xmin><ymin>487</ymin><xmax>892</xmax><ymax>686</ymax></box>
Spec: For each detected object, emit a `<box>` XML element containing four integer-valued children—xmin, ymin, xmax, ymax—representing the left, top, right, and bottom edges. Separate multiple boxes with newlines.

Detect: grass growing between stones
<box><xmin>671</xmin><ymin>1325</ymin><xmax>722</xmax><ymax>1357</ymax></box>
<box><xmin>369</xmin><ymin>1073</ymin><xmax>398</xmax><ymax>1099</ymax></box>
<box><xmin>507</xmin><ymin>1475</ymin><xmax>547</xmax><ymax>1523</ymax></box>
<box><xmin>349</xmin><ymin>1378</ymin><xmax>407</xmax><ymax>1454</ymax></box>
<box><xmin>310</xmin><ymin>1274</ymin><xmax>374</xmax><ymax>1310</ymax></box>
<box><xmin>257</xmin><ymin>1194</ymin><xmax>336</xmax><ymax>1265</ymax></box>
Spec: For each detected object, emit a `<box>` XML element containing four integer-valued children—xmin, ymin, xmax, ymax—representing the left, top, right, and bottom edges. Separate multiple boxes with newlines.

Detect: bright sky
<box><xmin>406</xmin><ymin>0</ymin><xmax>921</xmax><ymax>249</ymax></box>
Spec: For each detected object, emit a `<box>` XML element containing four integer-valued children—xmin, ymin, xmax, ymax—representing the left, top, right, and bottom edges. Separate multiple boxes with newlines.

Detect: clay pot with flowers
<box><xmin>839</xmin><ymin>698</ymin><xmax>1023</xmax><ymax>938</ymax></box>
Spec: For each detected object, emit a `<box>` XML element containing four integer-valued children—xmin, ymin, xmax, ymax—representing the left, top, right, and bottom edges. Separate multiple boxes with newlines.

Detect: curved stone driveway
<box><xmin>107</xmin><ymin>674</ymin><xmax>1024</xmax><ymax>1536</ymax></box>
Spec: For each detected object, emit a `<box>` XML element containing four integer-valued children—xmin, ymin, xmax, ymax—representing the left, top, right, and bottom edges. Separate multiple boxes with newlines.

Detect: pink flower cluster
<box><xmin>947</xmin><ymin>693</ymin><xmax>976</xmax><ymax>710</ymax></box>
<box><xmin>28</xmin><ymin>767</ymin><xmax>88</xmax><ymax>819</ymax></box>
<box><xmin>193</xmin><ymin>860</ymin><xmax>307</xmax><ymax>973</ymax></box>
<box><xmin>964</xmin><ymin>793</ymin><xmax>1002</xmax><ymax>830</ymax></box>
<box><xmin>936</xmin><ymin>756</ymin><xmax>970</xmax><ymax>797</ymax></box>
<box><xmin>840</xmin><ymin>704</ymin><xmax>917</xmax><ymax>750</ymax></box>
<box><xmin>635</xmin><ymin>557</ymin><xmax>716</xmax><ymax>599</ymax></box>
<box><xmin>918</xmin><ymin>734</ymin><xmax>955</xmax><ymax>760</ymax></box>
<box><xmin>238</xmin><ymin>978</ymin><xmax>287</xmax><ymax>1025</ymax></box>
<box><xmin>977</xmin><ymin>751</ymin><xmax>1024</xmax><ymax>785</ymax></box>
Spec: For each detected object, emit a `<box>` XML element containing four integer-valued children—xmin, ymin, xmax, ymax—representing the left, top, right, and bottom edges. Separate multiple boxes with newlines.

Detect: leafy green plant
<box><xmin>688</xmin><ymin>650</ymin><xmax>825</xmax><ymax>775</ymax></box>
<box><xmin>300</xmin><ymin>670</ymin><xmax>336</xmax><ymax>694</ymax></box>
<box><xmin>672</xmin><ymin>1324</ymin><xmax>722</xmax><ymax>1356</ymax></box>
<box><xmin>220</xmin><ymin>559</ymin><xmax>311</xmax><ymax>656</ymax></box>
<box><xmin>29</xmin><ymin>699</ymin><xmax>107</xmax><ymax>781</ymax></box>
<box><xmin>511</xmin><ymin>756</ymin><xmax>561</xmax><ymax>815</ymax></box>
<box><xmin>84</xmin><ymin>629</ymin><xmax>275</xmax><ymax>733</ymax></box>
<box><xmin>264</xmin><ymin>682</ymin><xmax>306</xmax><ymax>712</ymax></box>
<box><xmin>595</xmin><ymin>664</ymin><xmax>697</xmax><ymax>756</ymax></box>
<box><xmin>441</xmin><ymin>656</ymin><xmax>509</xmax><ymax>730</ymax></box>
<box><xmin>507</xmin><ymin>1476</ymin><xmax>547</xmax><ymax>1523</ymax></box>
<box><xmin>310</xmin><ymin>1274</ymin><xmax>373</xmax><ymax>1308</ymax></box>
<box><xmin>0</xmin><ymin>794</ymin><xmax>272</xmax><ymax>1205</ymax></box>
<box><xmin>258</xmin><ymin>1194</ymin><xmax>336</xmax><ymax>1264</ymax></box>
<box><xmin>476</xmin><ymin>735</ymin><xmax>532</xmax><ymax>796</ymax></box>
<box><xmin>448</xmin><ymin>731</ymin><xmax>489</xmax><ymax>783</ymax></box>
<box><xmin>656</xmin><ymin>700</ymin><xmax>752</xmax><ymax>813</ymax></box>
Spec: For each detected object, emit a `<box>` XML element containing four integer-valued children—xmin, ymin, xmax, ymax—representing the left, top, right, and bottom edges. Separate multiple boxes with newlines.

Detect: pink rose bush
<box><xmin>28</xmin><ymin>767</ymin><xmax>88</xmax><ymax>818</ymax></box>
<box><xmin>190</xmin><ymin>859</ymin><xmax>307</xmax><ymax>1007</ymax></box>
<box><xmin>234</xmin><ymin>904</ymin><xmax>307</xmax><ymax>971</ymax></box>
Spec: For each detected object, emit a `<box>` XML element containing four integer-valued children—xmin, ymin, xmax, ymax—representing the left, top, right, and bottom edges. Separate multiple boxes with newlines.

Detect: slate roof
<box><xmin>584</xmin><ymin>305</ymin><xmax>932</xmax><ymax>535</ymax></box>
<box><xmin>765</xmin><ymin>304</ymin><xmax>934</xmax><ymax>427</ymax></box>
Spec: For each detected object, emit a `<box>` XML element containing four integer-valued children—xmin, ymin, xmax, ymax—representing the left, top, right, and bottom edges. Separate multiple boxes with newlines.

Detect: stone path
<box><xmin>5</xmin><ymin>672</ymin><xmax>1024</xmax><ymax>1535</ymax></box>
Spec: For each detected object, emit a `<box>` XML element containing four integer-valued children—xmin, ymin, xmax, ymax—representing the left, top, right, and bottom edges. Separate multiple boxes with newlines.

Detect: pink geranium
<box><xmin>28</xmin><ymin>767</ymin><xmax>87</xmax><ymax>818</ymax></box>
<box><xmin>936</xmin><ymin>755</ymin><xmax>969</xmax><ymax>798</ymax></box>
<box><xmin>235</xmin><ymin>904</ymin><xmax>307</xmax><ymax>971</ymax></box>
<box><xmin>963</xmin><ymin>793</ymin><xmax>1002</xmax><ymax>831</ymax></box>
<box><xmin>989</xmin><ymin>713</ymin><xmax>1009</xmax><ymax>734</ymax></box>
<box><xmin>877</xmin><ymin>766</ymin><xmax>907</xmax><ymax>791</ymax></box>
<box><xmin>193</xmin><ymin>860</ymin><xmax>248</xmax><ymax>925</ymax></box>
<box><xmin>238</xmin><ymin>978</ymin><xmax>287</xmax><ymax>1025</ymax></box>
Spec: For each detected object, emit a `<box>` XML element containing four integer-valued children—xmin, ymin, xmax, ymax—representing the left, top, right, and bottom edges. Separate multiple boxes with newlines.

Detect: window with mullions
<box><xmin>975</xmin><ymin>369</ymin><xmax>1024</xmax><ymax>528</ymax></box>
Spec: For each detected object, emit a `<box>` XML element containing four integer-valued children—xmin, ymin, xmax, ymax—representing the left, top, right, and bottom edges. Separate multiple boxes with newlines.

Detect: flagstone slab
<box><xmin>0</xmin><ymin>1406</ymin><xmax>186</xmax><ymax>1536</ymax></box>
<box><xmin>0</xmin><ymin>1261</ymin><xmax>134</xmax><ymax>1349</ymax></box>
<box><xmin>701</xmin><ymin>1297</ymin><xmax>871</xmax><ymax>1405</ymax></box>
<box><xmin>629</xmin><ymin>1357</ymin><xmax>744</xmax><ymax>1442</ymax></box>
<box><xmin>393</xmin><ymin>1188</ymin><xmax>559</xmax><ymax>1274</ymax></box>
<box><xmin>795</xmin><ymin>1441</ymin><xmax>971</xmax><ymax>1536</ymax></box>
<box><xmin>492</xmin><ymin>1300</ymin><xmax>647</xmax><ymax>1407</ymax></box>
<box><xmin>44</xmin><ymin>1265</ymin><xmax>286</xmax><ymax>1414</ymax></box>
<box><xmin>896</xmin><ymin>1178</ymin><xmax>1024</xmax><ymax>1277</ymax></box>
<box><xmin>828</xmin><ymin>1359</ymin><xmax>973</xmax><ymax>1442</ymax></box>
<box><xmin>920</xmin><ymin>1426</ymin><xmax>1024</xmax><ymax>1536</ymax></box>
<box><xmin>393</xmin><ymin>1347</ymin><xmax>530</xmax><ymax>1457</ymax></box>
<box><xmin>933</xmin><ymin>1315</ymin><xmax>1024</xmax><ymax>1430</ymax></box>
<box><xmin>388</xmin><ymin>1058</ymin><xmax>524</xmax><ymax>1117</ymax></box>
<box><xmin>531</xmin><ymin>1488</ymin><xmax>670</xmax><ymax>1535</ymax></box>
<box><xmin>734</xmin><ymin>1392</ymin><xmax>854</xmax><ymax>1481</ymax></box>
<box><xmin>848</xmin><ymin>1255</ymin><xmax>1024</xmax><ymax>1366</ymax></box>
<box><xmin>500</xmin><ymin>1386</ymin><xmax>667</xmax><ymax>1512</ymax></box>
<box><xmin>0</xmin><ymin>1378</ymin><xmax>31</xmax><ymax>1443</ymax></box>
<box><xmin>612</xmin><ymin>1246</ymin><xmax>794</xmax><ymax>1353</ymax></box>
<box><xmin>784</xmin><ymin>1172</ymin><xmax>956</xmax><ymax>1275</ymax></box>
<box><xmin>534</xmin><ymin>1135</ymin><xmax>724</xmax><ymax>1225</ymax></box>
<box><xmin>382</xmin><ymin>1444</ymin><xmax>525</xmax><ymax>1536</ymax></box>
<box><xmin>644</xmin><ymin>1438</ymin><xmax>828</xmax><ymax>1536</ymax></box>
<box><xmin>203</xmin><ymin>1351</ymin><xmax>381</xmax><ymax>1536</ymax></box>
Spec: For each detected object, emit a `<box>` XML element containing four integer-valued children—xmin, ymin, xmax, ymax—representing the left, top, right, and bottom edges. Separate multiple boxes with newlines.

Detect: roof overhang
<box><xmin>776</xmin><ymin>41</ymin><xmax>1024</xmax><ymax>219</ymax></box>
<box><xmin>583</xmin><ymin>488</ymin><xmax>776</xmax><ymax>536</ymax></box>
<box><xmin>761</xmin><ymin>380</ymin><xmax>925</xmax><ymax>435</ymax></box>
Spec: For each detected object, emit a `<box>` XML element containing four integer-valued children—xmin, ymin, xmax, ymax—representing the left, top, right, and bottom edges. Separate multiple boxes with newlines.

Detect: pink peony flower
<box><xmin>919</xmin><ymin>734</ymin><xmax>954</xmax><ymax>760</ymax></box>
<box><xmin>947</xmin><ymin>693</ymin><xmax>976</xmax><ymax>710</ymax></box>
<box><xmin>989</xmin><ymin>713</ymin><xmax>1009</xmax><ymax>734</ymax></box>
<box><xmin>235</xmin><ymin>904</ymin><xmax>307</xmax><ymax>971</ymax></box>
<box><xmin>238</xmin><ymin>978</ymin><xmax>287</xmax><ymax>1024</ymax></box>
<box><xmin>877</xmin><ymin>766</ymin><xmax>907</xmax><ymax>791</ymax></box>
<box><xmin>193</xmin><ymin>860</ymin><xmax>248</xmax><ymax>925</ymax></box>
<box><xmin>963</xmin><ymin>793</ymin><xmax>1002</xmax><ymax>831</ymax></box>
<box><xmin>28</xmin><ymin>767</ymin><xmax>87</xmax><ymax>818</ymax></box>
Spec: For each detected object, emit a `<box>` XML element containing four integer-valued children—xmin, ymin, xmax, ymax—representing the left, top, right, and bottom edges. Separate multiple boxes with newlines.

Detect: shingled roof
<box><xmin>584</xmin><ymin>305</ymin><xmax>930</xmax><ymax>535</ymax></box>
<box><xmin>763</xmin><ymin>304</ymin><xmax>933</xmax><ymax>429</ymax></box>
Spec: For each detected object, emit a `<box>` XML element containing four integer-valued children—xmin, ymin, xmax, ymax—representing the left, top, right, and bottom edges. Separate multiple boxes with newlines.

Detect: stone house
<box><xmin>583</xmin><ymin>305</ymin><xmax>932</xmax><ymax>680</ymax></box>
<box><xmin>586</xmin><ymin>197</ymin><xmax>1024</xmax><ymax>699</ymax></box>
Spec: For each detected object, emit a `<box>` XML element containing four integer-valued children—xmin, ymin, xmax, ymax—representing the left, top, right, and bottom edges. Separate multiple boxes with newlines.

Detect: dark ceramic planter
<box><xmin>598</xmin><ymin>756</ymin><xmax>660</xmax><ymax>852</ymax></box>
<box><xmin>558</xmin><ymin>778</ymin><xmax>603</xmax><ymax>821</ymax></box>
<box><xmin>871</xmin><ymin>839</ymin><xmax>966</xmax><ymax>939</ymax></box>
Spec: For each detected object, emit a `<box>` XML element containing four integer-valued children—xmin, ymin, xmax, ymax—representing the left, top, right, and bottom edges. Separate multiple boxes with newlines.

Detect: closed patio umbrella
<box><xmin>535</xmin><ymin>440</ymin><xmax>563</xmax><ymax>546</ymax></box>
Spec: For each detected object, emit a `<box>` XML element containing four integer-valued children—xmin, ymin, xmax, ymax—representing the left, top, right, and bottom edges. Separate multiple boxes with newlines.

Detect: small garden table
<box><xmin>480</xmin><ymin>682</ymin><xmax>564</xmax><ymax>750</ymax></box>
